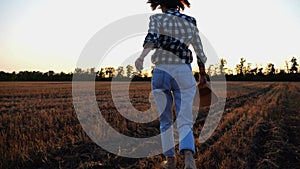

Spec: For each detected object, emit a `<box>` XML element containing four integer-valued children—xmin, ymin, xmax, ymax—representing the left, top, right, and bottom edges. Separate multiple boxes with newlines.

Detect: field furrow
<box><xmin>0</xmin><ymin>82</ymin><xmax>299</xmax><ymax>169</ymax></box>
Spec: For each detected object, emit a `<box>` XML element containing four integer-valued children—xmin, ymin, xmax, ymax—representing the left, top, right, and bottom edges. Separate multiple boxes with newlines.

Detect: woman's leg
<box><xmin>152</xmin><ymin>67</ymin><xmax>175</xmax><ymax>156</ymax></box>
<box><xmin>172</xmin><ymin>64</ymin><xmax>197</xmax><ymax>155</ymax></box>
<box><xmin>173</xmin><ymin>86</ymin><xmax>196</xmax><ymax>154</ymax></box>
<box><xmin>155</xmin><ymin>90</ymin><xmax>175</xmax><ymax>156</ymax></box>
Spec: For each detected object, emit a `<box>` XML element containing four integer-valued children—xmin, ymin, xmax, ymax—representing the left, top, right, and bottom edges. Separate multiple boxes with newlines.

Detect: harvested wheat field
<box><xmin>0</xmin><ymin>82</ymin><xmax>299</xmax><ymax>169</ymax></box>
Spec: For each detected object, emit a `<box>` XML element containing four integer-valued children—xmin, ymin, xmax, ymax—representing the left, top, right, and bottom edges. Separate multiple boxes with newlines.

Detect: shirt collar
<box><xmin>164</xmin><ymin>9</ymin><xmax>180</xmax><ymax>15</ymax></box>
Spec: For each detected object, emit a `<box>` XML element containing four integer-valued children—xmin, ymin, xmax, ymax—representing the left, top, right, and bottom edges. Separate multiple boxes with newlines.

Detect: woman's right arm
<box><xmin>191</xmin><ymin>26</ymin><xmax>207</xmax><ymax>85</ymax></box>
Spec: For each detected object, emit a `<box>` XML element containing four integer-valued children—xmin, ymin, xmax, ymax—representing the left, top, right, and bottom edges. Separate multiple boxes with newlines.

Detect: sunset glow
<box><xmin>0</xmin><ymin>0</ymin><xmax>299</xmax><ymax>73</ymax></box>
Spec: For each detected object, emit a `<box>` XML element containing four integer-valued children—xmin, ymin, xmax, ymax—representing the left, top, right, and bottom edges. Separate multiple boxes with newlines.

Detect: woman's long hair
<box><xmin>147</xmin><ymin>0</ymin><xmax>191</xmax><ymax>11</ymax></box>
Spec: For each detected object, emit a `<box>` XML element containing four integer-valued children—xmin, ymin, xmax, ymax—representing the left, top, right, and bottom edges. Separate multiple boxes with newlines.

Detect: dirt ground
<box><xmin>0</xmin><ymin>82</ymin><xmax>299</xmax><ymax>169</ymax></box>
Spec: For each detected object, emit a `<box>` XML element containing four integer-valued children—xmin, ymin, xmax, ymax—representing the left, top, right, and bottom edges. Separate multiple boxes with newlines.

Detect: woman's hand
<box><xmin>135</xmin><ymin>43</ymin><xmax>154</xmax><ymax>71</ymax></box>
<box><xmin>198</xmin><ymin>66</ymin><xmax>207</xmax><ymax>87</ymax></box>
<box><xmin>135</xmin><ymin>57</ymin><xmax>144</xmax><ymax>71</ymax></box>
<box><xmin>199</xmin><ymin>74</ymin><xmax>207</xmax><ymax>88</ymax></box>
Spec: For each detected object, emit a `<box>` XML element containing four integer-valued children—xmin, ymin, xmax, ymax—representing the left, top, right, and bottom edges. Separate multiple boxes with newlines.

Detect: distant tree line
<box><xmin>221</xmin><ymin>56</ymin><xmax>300</xmax><ymax>81</ymax></box>
<box><xmin>0</xmin><ymin>65</ymin><xmax>152</xmax><ymax>81</ymax></box>
<box><xmin>0</xmin><ymin>70</ymin><xmax>73</xmax><ymax>81</ymax></box>
<box><xmin>0</xmin><ymin>57</ymin><xmax>299</xmax><ymax>81</ymax></box>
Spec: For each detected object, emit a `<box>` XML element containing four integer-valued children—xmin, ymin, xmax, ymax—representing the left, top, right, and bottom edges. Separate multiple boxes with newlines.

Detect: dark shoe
<box><xmin>184</xmin><ymin>151</ymin><xmax>196</xmax><ymax>169</ymax></box>
<box><xmin>162</xmin><ymin>156</ymin><xmax>176</xmax><ymax>169</ymax></box>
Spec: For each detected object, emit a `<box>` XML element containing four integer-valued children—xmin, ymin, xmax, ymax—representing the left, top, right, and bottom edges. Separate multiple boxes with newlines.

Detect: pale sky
<box><xmin>0</xmin><ymin>0</ymin><xmax>299</xmax><ymax>73</ymax></box>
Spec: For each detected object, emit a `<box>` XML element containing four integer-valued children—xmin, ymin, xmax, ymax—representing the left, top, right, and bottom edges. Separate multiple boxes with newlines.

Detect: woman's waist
<box><xmin>151</xmin><ymin>50</ymin><xmax>193</xmax><ymax>65</ymax></box>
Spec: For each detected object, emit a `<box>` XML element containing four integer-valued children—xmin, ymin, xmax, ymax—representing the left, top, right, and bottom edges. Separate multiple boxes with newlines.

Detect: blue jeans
<box><xmin>152</xmin><ymin>64</ymin><xmax>196</xmax><ymax>156</ymax></box>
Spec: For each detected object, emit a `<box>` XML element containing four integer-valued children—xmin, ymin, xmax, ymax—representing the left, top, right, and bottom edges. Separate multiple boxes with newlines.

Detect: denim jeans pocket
<box><xmin>176</xmin><ymin>71</ymin><xmax>196</xmax><ymax>90</ymax></box>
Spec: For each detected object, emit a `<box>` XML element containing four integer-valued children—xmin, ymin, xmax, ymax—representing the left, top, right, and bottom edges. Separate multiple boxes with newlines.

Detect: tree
<box><xmin>285</xmin><ymin>60</ymin><xmax>290</xmax><ymax>74</ymax></box>
<box><xmin>248</xmin><ymin>64</ymin><xmax>258</xmax><ymax>75</ymax></box>
<box><xmin>143</xmin><ymin>72</ymin><xmax>149</xmax><ymax>78</ymax></box>
<box><xmin>246</xmin><ymin>63</ymin><xmax>252</xmax><ymax>75</ymax></box>
<box><xmin>266</xmin><ymin>63</ymin><xmax>275</xmax><ymax>75</ymax></box>
<box><xmin>290</xmin><ymin>57</ymin><xmax>299</xmax><ymax>73</ymax></box>
<box><xmin>90</xmin><ymin>67</ymin><xmax>96</xmax><ymax>75</ymax></box>
<box><xmin>132</xmin><ymin>70</ymin><xmax>144</xmax><ymax>81</ymax></box>
<box><xmin>214</xmin><ymin>64</ymin><xmax>219</xmax><ymax>76</ymax></box>
<box><xmin>105</xmin><ymin>67</ymin><xmax>115</xmax><ymax>78</ymax></box>
<box><xmin>75</xmin><ymin>68</ymin><xmax>83</xmax><ymax>74</ymax></box>
<box><xmin>219</xmin><ymin>58</ymin><xmax>227</xmax><ymax>75</ymax></box>
<box><xmin>207</xmin><ymin>64</ymin><xmax>214</xmax><ymax>77</ymax></box>
<box><xmin>126</xmin><ymin>65</ymin><xmax>134</xmax><ymax>78</ymax></box>
<box><xmin>236</xmin><ymin>57</ymin><xmax>246</xmax><ymax>75</ymax></box>
<box><xmin>97</xmin><ymin>68</ymin><xmax>105</xmax><ymax>78</ymax></box>
<box><xmin>257</xmin><ymin>68</ymin><xmax>264</xmax><ymax>76</ymax></box>
<box><xmin>47</xmin><ymin>70</ymin><xmax>55</xmax><ymax>76</ymax></box>
<box><xmin>116</xmin><ymin>66</ymin><xmax>124</xmax><ymax>78</ymax></box>
<box><xmin>227</xmin><ymin>68</ymin><xmax>233</xmax><ymax>75</ymax></box>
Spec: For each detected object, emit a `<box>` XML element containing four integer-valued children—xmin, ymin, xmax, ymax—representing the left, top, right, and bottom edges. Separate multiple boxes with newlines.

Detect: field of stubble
<box><xmin>0</xmin><ymin>82</ymin><xmax>299</xmax><ymax>169</ymax></box>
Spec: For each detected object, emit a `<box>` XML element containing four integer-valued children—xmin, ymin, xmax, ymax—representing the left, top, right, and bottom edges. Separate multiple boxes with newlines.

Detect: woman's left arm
<box><xmin>135</xmin><ymin>42</ymin><xmax>154</xmax><ymax>71</ymax></box>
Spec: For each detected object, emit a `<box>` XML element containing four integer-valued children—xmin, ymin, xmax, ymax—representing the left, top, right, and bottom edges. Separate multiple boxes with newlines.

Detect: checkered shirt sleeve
<box><xmin>191</xmin><ymin>26</ymin><xmax>207</xmax><ymax>67</ymax></box>
<box><xmin>143</xmin><ymin>15</ymin><xmax>160</xmax><ymax>48</ymax></box>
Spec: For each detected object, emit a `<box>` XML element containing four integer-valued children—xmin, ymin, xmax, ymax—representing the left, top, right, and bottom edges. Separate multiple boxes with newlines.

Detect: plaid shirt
<box><xmin>143</xmin><ymin>9</ymin><xmax>207</xmax><ymax>67</ymax></box>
